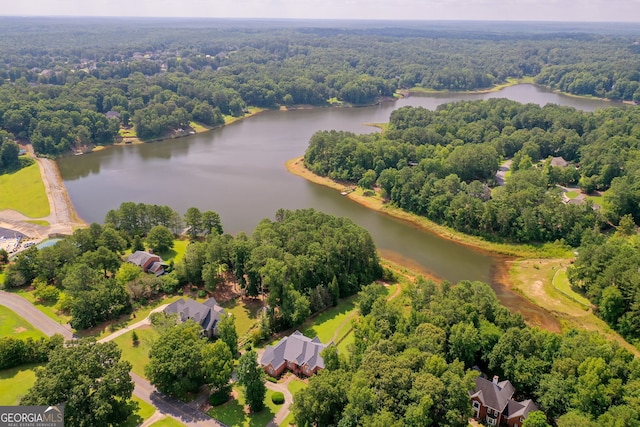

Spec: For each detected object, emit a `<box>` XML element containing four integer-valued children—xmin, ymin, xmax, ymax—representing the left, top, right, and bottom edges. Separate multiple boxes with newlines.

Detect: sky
<box><xmin>2</xmin><ymin>0</ymin><xmax>640</xmax><ymax>22</ymax></box>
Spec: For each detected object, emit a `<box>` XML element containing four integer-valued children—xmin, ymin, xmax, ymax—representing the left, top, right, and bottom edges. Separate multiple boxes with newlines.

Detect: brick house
<box><xmin>260</xmin><ymin>331</ymin><xmax>327</xmax><ymax>377</ymax></box>
<box><xmin>163</xmin><ymin>298</ymin><xmax>226</xmax><ymax>339</ymax></box>
<box><xmin>126</xmin><ymin>250</ymin><xmax>165</xmax><ymax>276</ymax></box>
<box><xmin>469</xmin><ymin>376</ymin><xmax>538</xmax><ymax>427</ymax></box>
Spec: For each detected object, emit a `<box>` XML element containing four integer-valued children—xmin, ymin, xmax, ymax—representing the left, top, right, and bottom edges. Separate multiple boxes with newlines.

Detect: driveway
<box><xmin>0</xmin><ymin>291</ymin><xmax>74</xmax><ymax>340</ymax></box>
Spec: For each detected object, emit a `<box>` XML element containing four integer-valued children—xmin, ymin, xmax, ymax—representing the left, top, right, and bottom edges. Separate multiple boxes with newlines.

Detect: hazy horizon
<box><xmin>2</xmin><ymin>0</ymin><xmax>639</xmax><ymax>23</ymax></box>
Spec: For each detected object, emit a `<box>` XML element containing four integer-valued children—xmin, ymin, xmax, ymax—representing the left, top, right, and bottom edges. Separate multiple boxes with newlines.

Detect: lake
<box><xmin>58</xmin><ymin>84</ymin><xmax>617</xmax><ymax>329</ymax></box>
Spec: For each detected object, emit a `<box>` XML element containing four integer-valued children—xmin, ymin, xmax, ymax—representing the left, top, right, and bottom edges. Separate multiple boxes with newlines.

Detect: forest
<box><xmin>292</xmin><ymin>279</ymin><xmax>640</xmax><ymax>427</ymax></box>
<box><xmin>1</xmin><ymin>204</ymin><xmax>381</xmax><ymax>331</ymax></box>
<box><xmin>304</xmin><ymin>99</ymin><xmax>640</xmax><ymax>244</ymax></box>
<box><xmin>0</xmin><ymin>18</ymin><xmax>639</xmax><ymax>156</ymax></box>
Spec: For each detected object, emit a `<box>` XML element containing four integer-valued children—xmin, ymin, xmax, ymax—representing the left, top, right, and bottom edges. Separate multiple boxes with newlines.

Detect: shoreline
<box><xmin>285</xmin><ymin>156</ymin><xmax>566</xmax><ymax>259</ymax></box>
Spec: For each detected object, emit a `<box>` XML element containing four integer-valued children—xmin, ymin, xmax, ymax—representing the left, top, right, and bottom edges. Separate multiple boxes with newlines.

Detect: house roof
<box><xmin>105</xmin><ymin>110</ymin><xmax>121</xmax><ymax>120</ymax></box>
<box><xmin>470</xmin><ymin>377</ymin><xmax>515</xmax><ymax>412</ymax></box>
<box><xmin>260</xmin><ymin>330</ymin><xmax>328</xmax><ymax>371</ymax></box>
<box><xmin>127</xmin><ymin>251</ymin><xmax>161</xmax><ymax>267</ymax></box>
<box><xmin>163</xmin><ymin>298</ymin><xmax>225</xmax><ymax>332</ymax></box>
<box><xmin>550</xmin><ymin>156</ymin><xmax>569</xmax><ymax>167</ymax></box>
<box><xmin>505</xmin><ymin>399</ymin><xmax>538</xmax><ymax>420</ymax></box>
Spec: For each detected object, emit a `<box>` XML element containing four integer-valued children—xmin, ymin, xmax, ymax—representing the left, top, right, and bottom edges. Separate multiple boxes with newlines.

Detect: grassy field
<box><xmin>565</xmin><ymin>191</ymin><xmax>579</xmax><ymax>199</ymax></box>
<box><xmin>552</xmin><ymin>269</ymin><xmax>591</xmax><ymax>308</ymax></box>
<box><xmin>207</xmin><ymin>386</ymin><xmax>281</xmax><ymax>427</ymax></box>
<box><xmin>301</xmin><ymin>296</ymin><xmax>358</xmax><ymax>344</ymax></box>
<box><xmin>221</xmin><ymin>298</ymin><xmax>261</xmax><ymax>338</ymax></box>
<box><xmin>0</xmin><ymin>363</ymin><xmax>40</xmax><ymax>405</ymax></box>
<box><xmin>157</xmin><ymin>239</ymin><xmax>190</xmax><ymax>264</ymax></box>
<box><xmin>0</xmin><ymin>162</ymin><xmax>49</xmax><ymax>218</ymax></box>
<box><xmin>11</xmin><ymin>288</ymin><xmax>71</xmax><ymax>325</ymax></box>
<box><xmin>510</xmin><ymin>259</ymin><xmax>639</xmax><ymax>357</ymax></box>
<box><xmin>122</xmin><ymin>396</ymin><xmax>157</xmax><ymax>427</ymax></box>
<box><xmin>149</xmin><ymin>417</ymin><xmax>187</xmax><ymax>427</ymax></box>
<box><xmin>0</xmin><ymin>306</ymin><xmax>46</xmax><ymax>339</ymax></box>
<box><xmin>113</xmin><ymin>325</ymin><xmax>159</xmax><ymax>378</ymax></box>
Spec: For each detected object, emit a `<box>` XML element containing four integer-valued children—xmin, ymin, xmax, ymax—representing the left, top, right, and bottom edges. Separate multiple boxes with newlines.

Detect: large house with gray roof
<box><xmin>260</xmin><ymin>330</ymin><xmax>328</xmax><ymax>377</ymax></box>
<box><xmin>470</xmin><ymin>376</ymin><xmax>538</xmax><ymax>427</ymax></box>
<box><xmin>163</xmin><ymin>298</ymin><xmax>225</xmax><ymax>339</ymax></box>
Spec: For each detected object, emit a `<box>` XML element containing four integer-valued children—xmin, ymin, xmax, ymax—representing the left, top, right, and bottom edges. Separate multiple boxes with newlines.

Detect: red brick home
<box><xmin>260</xmin><ymin>331</ymin><xmax>327</xmax><ymax>377</ymax></box>
<box><xmin>469</xmin><ymin>376</ymin><xmax>538</xmax><ymax>427</ymax></box>
<box><xmin>126</xmin><ymin>250</ymin><xmax>165</xmax><ymax>276</ymax></box>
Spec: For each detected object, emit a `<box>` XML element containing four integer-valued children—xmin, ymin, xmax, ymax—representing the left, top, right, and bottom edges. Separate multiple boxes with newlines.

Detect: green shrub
<box><xmin>271</xmin><ymin>392</ymin><xmax>285</xmax><ymax>405</ymax></box>
<box><xmin>266</xmin><ymin>375</ymin><xmax>278</xmax><ymax>383</ymax></box>
<box><xmin>198</xmin><ymin>290</ymin><xmax>206</xmax><ymax>298</ymax></box>
<box><xmin>209</xmin><ymin>389</ymin><xmax>230</xmax><ymax>406</ymax></box>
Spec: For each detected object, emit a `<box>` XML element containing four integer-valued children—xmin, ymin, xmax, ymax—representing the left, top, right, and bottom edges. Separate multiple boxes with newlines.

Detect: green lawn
<box><xmin>207</xmin><ymin>386</ymin><xmax>281</xmax><ymax>427</ymax></box>
<box><xmin>113</xmin><ymin>325</ymin><xmax>159</xmax><ymax>378</ymax></box>
<box><xmin>157</xmin><ymin>239</ymin><xmax>189</xmax><ymax>264</ymax></box>
<box><xmin>12</xmin><ymin>288</ymin><xmax>71</xmax><ymax>325</ymax></box>
<box><xmin>149</xmin><ymin>417</ymin><xmax>187</xmax><ymax>427</ymax></box>
<box><xmin>0</xmin><ymin>363</ymin><xmax>40</xmax><ymax>405</ymax></box>
<box><xmin>565</xmin><ymin>191</ymin><xmax>579</xmax><ymax>199</ymax></box>
<box><xmin>553</xmin><ymin>269</ymin><xmax>591</xmax><ymax>308</ymax></box>
<box><xmin>122</xmin><ymin>395</ymin><xmax>157</xmax><ymax>427</ymax></box>
<box><xmin>301</xmin><ymin>295</ymin><xmax>358</xmax><ymax>343</ymax></box>
<box><xmin>279</xmin><ymin>380</ymin><xmax>307</xmax><ymax>426</ymax></box>
<box><xmin>0</xmin><ymin>162</ymin><xmax>49</xmax><ymax>218</ymax></box>
<box><xmin>221</xmin><ymin>298</ymin><xmax>262</xmax><ymax>338</ymax></box>
<box><xmin>0</xmin><ymin>305</ymin><xmax>46</xmax><ymax>339</ymax></box>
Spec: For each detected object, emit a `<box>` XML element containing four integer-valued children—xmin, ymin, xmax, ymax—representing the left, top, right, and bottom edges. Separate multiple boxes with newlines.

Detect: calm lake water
<box><xmin>58</xmin><ymin>84</ymin><xmax>617</xmax><ymax>329</ymax></box>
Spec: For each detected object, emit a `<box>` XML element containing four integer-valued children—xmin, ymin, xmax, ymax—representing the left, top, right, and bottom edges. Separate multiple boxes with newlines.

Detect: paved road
<box><xmin>0</xmin><ymin>293</ymin><xmax>223</xmax><ymax>426</ymax></box>
<box><xmin>0</xmin><ymin>291</ymin><xmax>74</xmax><ymax>340</ymax></box>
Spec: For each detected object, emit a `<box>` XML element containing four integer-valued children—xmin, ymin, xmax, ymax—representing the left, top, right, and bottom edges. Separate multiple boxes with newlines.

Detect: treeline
<box><xmin>1</xmin><ymin>19</ymin><xmax>640</xmax><ymax>156</ymax></box>
<box><xmin>0</xmin><ymin>334</ymin><xmax>63</xmax><ymax>370</ymax></box>
<box><xmin>173</xmin><ymin>208</ymin><xmax>382</xmax><ymax>332</ymax></box>
<box><xmin>0</xmin><ymin>129</ymin><xmax>22</xmax><ymax>172</ymax></box>
<box><xmin>293</xmin><ymin>279</ymin><xmax>640</xmax><ymax>426</ymax></box>
<box><xmin>2</xmin><ymin>204</ymin><xmax>381</xmax><ymax>332</ymax></box>
<box><xmin>568</xmin><ymin>231</ymin><xmax>640</xmax><ymax>343</ymax></box>
<box><xmin>304</xmin><ymin>99</ymin><xmax>640</xmax><ymax>245</ymax></box>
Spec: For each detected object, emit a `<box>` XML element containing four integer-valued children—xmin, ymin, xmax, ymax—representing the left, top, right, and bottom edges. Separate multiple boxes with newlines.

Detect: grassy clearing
<box><xmin>220</xmin><ymin>298</ymin><xmax>261</xmax><ymax>337</ymax></box>
<box><xmin>113</xmin><ymin>325</ymin><xmax>159</xmax><ymax>378</ymax></box>
<box><xmin>12</xmin><ymin>288</ymin><xmax>71</xmax><ymax>325</ymax></box>
<box><xmin>188</xmin><ymin>121</ymin><xmax>211</xmax><ymax>133</ymax></box>
<box><xmin>207</xmin><ymin>385</ymin><xmax>280</xmax><ymax>427</ymax></box>
<box><xmin>224</xmin><ymin>107</ymin><xmax>265</xmax><ymax>126</ymax></box>
<box><xmin>0</xmin><ymin>162</ymin><xmax>49</xmax><ymax>218</ymax></box>
<box><xmin>552</xmin><ymin>269</ymin><xmax>591</xmax><ymax>307</ymax></box>
<box><xmin>280</xmin><ymin>380</ymin><xmax>308</xmax><ymax>426</ymax></box>
<box><xmin>122</xmin><ymin>395</ymin><xmax>157</xmax><ymax>427</ymax></box>
<box><xmin>286</xmin><ymin>156</ymin><xmax>571</xmax><ymax>259</ymax></box>
<box><xmin>0</xmin><ymin>305</ymin><xmax>46</xmax><ymax>339</ymax></box>
<box><xmin>509</xmin><ymin>259</ymin><xmax>639</xmax><ymax>357</ymax></box>
<box><xmin>119</xmin><ymin>128</ymin><xmax>137</xmax><ymax>138</ymax></box>
<box><xmin>157</xmin><ymin>239</ymin><xmax>189</xmax><ymax>264</ymax></box>
<box><xmin>565</xmin><ymin>191</ymin><xmax>579</xmax><ymax>199</ymax></box>
<box><xmin>149</xmin><ymin>417</ymin><xmax>187</xmax><ymax>427</ymax></box>
<box><xmin>408</xmin><ymin>77</ymin><xmax>535</xmax><ymax>95</ymax></box>
<box><xmin>0</xmin><ymin>363</ymin><xmax>40</xmax><ymax>405</ymax></box>
<box><xmin>301</xmin><ymin>295</ymin><xmax>358</xmax><ymax>344</ymax></box>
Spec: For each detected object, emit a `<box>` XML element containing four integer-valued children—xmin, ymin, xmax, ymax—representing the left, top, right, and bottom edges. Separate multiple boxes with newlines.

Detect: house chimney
<box><xmin>493</xmin><ymin>375</ymin><xmax>499</xmax><ymax>384</ymax></box>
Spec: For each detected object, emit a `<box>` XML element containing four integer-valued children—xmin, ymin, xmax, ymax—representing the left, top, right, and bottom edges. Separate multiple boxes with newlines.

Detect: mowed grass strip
<box><xmin>221</xmin><ymin>298</ymin><xmax>262</xmax><ymax>337</ymax></box>
<box><xmin>280</xmin><ymin>379</ymin><xmax>308</xmax><ymax>426</ymax></box>
<box><xmin>0</xmin><ymin>305</ymin><xmax>46</xmax><ymax>339</ymax></box>
<box><xmin>0</xmin><ymin>363</ymin><xmax>41</xmax><ymax>405</ymax></box>
<box><xmin>301</xmin><ymin>295</ymin><xmax>358</xmax><ymax>343</ymax></box>
<box><xmin>0</xmin><ymin>162</ymin><xmax>49</xmax><ymax>218</ymax></box>
<box><xmin>113</xmin><ymin>325</ymin><xmax>159</xmax><ymax>378</ymax></box>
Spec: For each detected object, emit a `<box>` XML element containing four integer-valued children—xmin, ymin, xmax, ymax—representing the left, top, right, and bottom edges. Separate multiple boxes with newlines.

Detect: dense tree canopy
<box><xmin>305</xmin><ymin>99</ymin><xmax>640</xmax><ymax>244</ymax></box>
<box><xmin>22</xmin><ymin>339</ymin><xmax>135</xmax><ymax>427</ymax></box>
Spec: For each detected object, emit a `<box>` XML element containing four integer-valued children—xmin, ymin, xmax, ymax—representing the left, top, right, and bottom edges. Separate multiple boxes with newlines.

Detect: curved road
<box><xmin>0</xmin><ymin>292</ymin><xmax>224</xmax><ymax>427</ymax></box>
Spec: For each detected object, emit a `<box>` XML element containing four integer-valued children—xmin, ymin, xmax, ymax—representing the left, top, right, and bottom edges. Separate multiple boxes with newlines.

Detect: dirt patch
<box><xmin>13</xmin><ymin>327</ymin><xmax>27</xmax><ymax>334</ymax></box>
<box><xmin>212</xmin><ymin>282</ymin><xmax>242</xmax><ymax>303</ymax></box>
